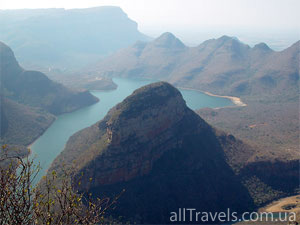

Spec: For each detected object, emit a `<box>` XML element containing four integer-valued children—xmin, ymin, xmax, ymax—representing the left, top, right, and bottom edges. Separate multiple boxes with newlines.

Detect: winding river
<box><xmin>30</xmin><ymin>78</ymin><xmax>234</xmax><ymax>180</ymax></box>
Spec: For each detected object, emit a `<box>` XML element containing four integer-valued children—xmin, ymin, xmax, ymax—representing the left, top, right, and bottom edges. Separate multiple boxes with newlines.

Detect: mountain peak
<box><xmin>218</xmin><ymin>35</ymin><xmax>240</xmax><ymax>42</ymax></box>
<box><xmin>0</xmin><ymin>41</ymin><xmax>17</xmax><ymax>60</ymax></box>
<box><xmin>105</xmin><ymin>82</ymin><xmax>186</xmax><ymax>127</ymax></box>
<box><xmin>158</xmin><ymin>32</ymin><xmax>176</xmax><ymax>39</ymax></box>
<box><xmin>253</xmin><ymin>42</ymin><xmax>272</xmax><ymax>51</ymax></box>
<box><xmin>152</xmin><ymin>32</ymin><xmax>186</xmax><ymax>49</ymax></box>
<box><xmin>216</xmin><ymin>35</ymin><xmax>245</xmax><ymax>45</ymax></box>
<box><xmin>127</xmin><ymin>81</ymin><xmax>182</xmax><ymax>103</ymax></box>
<box><xmin>0</xmin><ymin>41</ymin><xmax>11</xmax><ymax>51</ymax></box>
<box><xmin>0</xmin><ymin>41</ymin><xmax>21</xmax><ymax>73</ymax></box>
<box><xmin>50</xmin><ymin>82</ymin><xmax>254</xmax><ymax>223</ymax></box>
<box><xmin>219</xmin><ymin>35</ymin><xmax>233</xmax><ymax>41</ymax></box>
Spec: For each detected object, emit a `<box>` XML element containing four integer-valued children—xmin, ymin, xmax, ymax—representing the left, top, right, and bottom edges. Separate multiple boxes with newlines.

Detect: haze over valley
<box><xmin>0</xmin><ymin>1</ymin><xmax>299</xmax><ymax>224</ymax></box>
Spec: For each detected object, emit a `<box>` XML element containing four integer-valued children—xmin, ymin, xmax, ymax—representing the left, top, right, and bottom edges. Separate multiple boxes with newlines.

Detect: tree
<box><xmin>0</xmin><ymin>145</ymin><xmax>120</xmax><ymax>225</ymax></box>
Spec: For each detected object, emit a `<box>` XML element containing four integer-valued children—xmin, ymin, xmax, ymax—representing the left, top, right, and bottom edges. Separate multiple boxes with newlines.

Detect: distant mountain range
<box><xmin>90</xmin><ymin>32</ymin><xmax>299</xmax><ymax>100</ymax></box>
<box><xmin>0</xmin><ymin>41</ymin><xmax>98</xmax><ymax>150</ymax></box>
<box><xmin>49</xmin><ymin>82</ymin><xmax>299</xmax><ymax>224</ymax></box>
<box><xmin>0</xmin><ymin>6</ymin><xmax>298</xmax><ymax>223</ymax></box>
<box><xmin>0</xmin><ymin>7</ymin><xmax>150</xmax><ymax>70</ymax></box>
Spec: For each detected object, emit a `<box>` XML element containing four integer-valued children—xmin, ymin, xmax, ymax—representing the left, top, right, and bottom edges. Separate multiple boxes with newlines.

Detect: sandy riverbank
<box><xmin>259</xmin><ymin>195</ymin><xmax>300</xmax><ymax>213</ymax></box>
<box><xmin>177</xmin><ymin>86</ymin><xmax>247</xmax><ymax>107</ymax></box>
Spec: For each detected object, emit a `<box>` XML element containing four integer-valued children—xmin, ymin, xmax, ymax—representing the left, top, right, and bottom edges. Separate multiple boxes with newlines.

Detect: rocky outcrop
<box><xmin>49</xmin><ymin>81</ymin><xmax>300</xmax><ymax>223</ymax></box>
<box><xmin>87</xmin><ymin>82</ymin><xmax>192</xmax><ymax>185</ymax></box>
<box><xmin>50</xmin><ymin>82</ymin><xmax>255</xmax><ymax>224</ymax></box>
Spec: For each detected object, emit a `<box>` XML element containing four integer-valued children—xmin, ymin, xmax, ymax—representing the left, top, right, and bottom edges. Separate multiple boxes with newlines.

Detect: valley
<box><xmin>80</xmin><ymin>32</ymin><xmax>299</xmax><ymax>163</ymax></box>
<box><xmin>46</xmin><ymin>81</ymin><xmax>299</xmax><ymax>224</ymax></box>
<box><xmin>0</xmin><ymin>4</ymin><xmax>299</xmax><ymax>224</ymax></box>
<box><xmin>29</xmin><ymin>77</ymin><xmax>234</xmax><ymax>181</ymax></box>
<box><xmin>48</xmin><ymin>82</ymin><xmax>256</xmax><ymax>224</ymax></box>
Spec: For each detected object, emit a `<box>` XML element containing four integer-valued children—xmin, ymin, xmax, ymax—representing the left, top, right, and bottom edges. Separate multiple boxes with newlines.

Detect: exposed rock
<box><xmin>50</xmin><ymin>82</ymin><xmax>255</xmax><ymax>224</ymax></box>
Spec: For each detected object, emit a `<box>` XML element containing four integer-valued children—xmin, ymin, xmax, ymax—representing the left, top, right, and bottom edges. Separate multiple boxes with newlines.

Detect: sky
<box><xmin>1</xmin><ymin>0</ymin><xmax>299</xmax><ymax>48</ymax></box>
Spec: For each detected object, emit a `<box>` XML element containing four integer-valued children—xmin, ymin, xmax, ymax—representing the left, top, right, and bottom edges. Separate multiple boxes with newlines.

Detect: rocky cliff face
<box><xmin>0</xmin><ymin>6</ymin><xmax>150</xmax><ymax>69</ymax></box>
<box><xmin>86</xmin><ymin>82</ymin><xmax>198</xmax><ymax>185</ymax></box>
<box><xmin>50</xmin><ymin>82</ymin><xmax>255</xmax><ymax>224</ymax></box>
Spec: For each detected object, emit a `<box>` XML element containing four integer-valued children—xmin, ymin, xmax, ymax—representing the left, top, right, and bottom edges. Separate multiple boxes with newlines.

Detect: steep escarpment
<box><xmin>50</xmin><ymin>82</ymin><xmax>256</xmax><ymax>224</ymax></box>
<box><xmin>239</xmin><ymin>159</ymin><xmax>299</xmax><ymax>206</ymax></box>
<box><xmin>0</xmin><ymin>6</ymin><xmax>150</xmax><ymax>69</ymax></box>
<box><xmin>0</xmin><ymin>41</ymin><xmax>98</xmax><ymax>152</ymax></box>
<box><xmin>0</xmin><ymin>41</ymin><xmax>98</xmax><ymax>115</ymax></box>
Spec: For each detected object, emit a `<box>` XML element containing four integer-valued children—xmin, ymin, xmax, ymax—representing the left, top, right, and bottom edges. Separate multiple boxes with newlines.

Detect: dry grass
<box><xmin>197</xmin><ymin>99</ymin><xmax>299</xmax><ymax>162</ymax></box>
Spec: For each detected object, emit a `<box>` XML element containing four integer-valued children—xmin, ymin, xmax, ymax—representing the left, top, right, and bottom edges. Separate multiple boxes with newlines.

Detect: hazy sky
<box><xmin>1</xmin><ymin>0</ymin><xmax>299</xmax><ymax>48</ymax></box>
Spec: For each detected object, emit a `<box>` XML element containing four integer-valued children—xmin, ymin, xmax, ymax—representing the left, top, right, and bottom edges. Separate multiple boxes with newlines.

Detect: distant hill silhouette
<box><xmin>0</xmin><ymin>7</ymin><xmax>150</xmax><ymax>69</ymax></box>
<box><xmin>0</xmin><ymin>41</ymin><xmax>98</xmax><ymax>115</ymax></box>
<box><xmin>89</xmin><ymin>33</ymin><xmax>299</xmax><ymax>100</ymax></box>
<box><xmin>0</xmin><ymin>41</ymin><xmax>98</xmax><ymax>150</ymax></box>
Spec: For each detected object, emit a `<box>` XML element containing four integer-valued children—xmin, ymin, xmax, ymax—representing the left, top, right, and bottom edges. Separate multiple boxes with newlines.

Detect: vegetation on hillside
<box><xmin>0</xmin><ymin>41</ymin><xmax>99</xmax><ymax>155</ymax></box>
<box><xmin>0</xmin><ymin>145</ymin><xmax>119</xmax><ymax>225</ymax></box>
<box><xmin>197</xmin><ymin>99</ymin><xmax>299</xmax><ymax>161</ymax></box>
<box><xmin>88</xmin><ymin>33</ymin><xmax>299</xmax><ymax>100</ymax></box>
<box><xmin>49</xmin><ymin>82</ymin><xmax>259</xmax><ymax>223</ymax></box>
<box><xmin>0</xmin><ymin>98</ymin><xmax>55</xmax><ymax>147</ymax></box>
